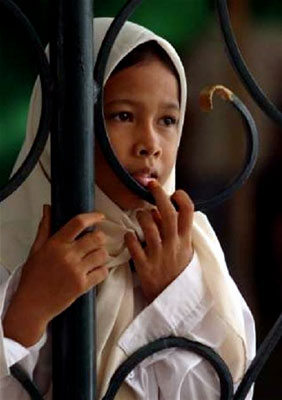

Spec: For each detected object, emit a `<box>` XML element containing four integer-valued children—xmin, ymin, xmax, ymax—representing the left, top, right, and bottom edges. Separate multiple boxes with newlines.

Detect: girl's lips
<box><xmin>131</xmin><ymin>172</ymin><xmax>157</xmax><ymax>187</ymax></box>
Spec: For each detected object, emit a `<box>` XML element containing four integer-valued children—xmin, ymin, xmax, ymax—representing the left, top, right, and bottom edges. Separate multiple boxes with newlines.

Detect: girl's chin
<box><xmin>112</xmin><ymin>189</ymin><xmax>147</xmax><ymax>211</ymax></box>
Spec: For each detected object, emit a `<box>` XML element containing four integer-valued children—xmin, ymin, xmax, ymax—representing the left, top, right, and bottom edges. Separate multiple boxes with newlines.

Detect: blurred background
<box><xmin>0</xmin><ymin>0</ymin><xmax>281</xmax><ymax>398</ymax></box>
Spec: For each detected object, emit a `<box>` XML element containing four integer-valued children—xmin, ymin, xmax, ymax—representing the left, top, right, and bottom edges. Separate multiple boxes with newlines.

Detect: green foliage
<box><xmin>95</xmin><ymin>0</ymin><xmax>210</xmax><ymax>49</ymax></box>
<box><xmin>0</xmin><ymin>0</ymin><xmax>49</xmax><ymax>186</ymax></box>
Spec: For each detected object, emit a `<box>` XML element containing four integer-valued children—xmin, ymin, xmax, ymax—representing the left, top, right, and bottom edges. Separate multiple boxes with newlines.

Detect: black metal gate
<box><xmin>0</xmin><ymin>1</ymin><xmax>281</xmax><ymax>399</ymax></box>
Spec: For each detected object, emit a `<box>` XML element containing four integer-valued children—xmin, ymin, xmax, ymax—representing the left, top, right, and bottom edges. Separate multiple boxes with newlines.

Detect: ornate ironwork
<box><xmin>0</xmin><ymin>0</ymin><xmax>281</xmax><ymax>399</ymax></box>
<box><xmin>0</xmin><ymin>0</ymin><xmax>52</xmax><ymax>202</ymax></box>
<box><xmin>94</xmin><ymin>2</ymin><xmax>259</xmax><ymax>212</ymax></box>
<box><xmin>234</xmin><ymin>313</ymin><xmax>282</xmax><ymax>400</ymax></box>
<box><xmin>216</xmin><ymin>0</ymin><xmax>282</xmax><ymax>127</ymax></box>
<box><xmin>102</xmin><ymin>337</ymin><xmax>234</xmax><ymax>400</ymax></box>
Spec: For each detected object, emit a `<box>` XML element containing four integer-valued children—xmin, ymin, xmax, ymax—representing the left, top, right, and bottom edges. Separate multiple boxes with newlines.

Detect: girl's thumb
<box><xmin>30</xmin><ymin>204</ymin><xmax>52</xmax><ymax>254</ymax></box>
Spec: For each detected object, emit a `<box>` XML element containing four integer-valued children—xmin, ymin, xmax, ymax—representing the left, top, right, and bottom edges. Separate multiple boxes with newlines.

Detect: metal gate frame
<box><xmin>0</xmin><ymin>1</ymin><xmax>281</xmax><ymax>399</ymax></box>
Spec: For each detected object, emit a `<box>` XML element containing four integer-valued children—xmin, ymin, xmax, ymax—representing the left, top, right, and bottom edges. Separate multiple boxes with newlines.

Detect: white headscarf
<box><xmin>0</xmin><ymin>18</ymin><xmax>247</xmax><ymax>398</ymax></box>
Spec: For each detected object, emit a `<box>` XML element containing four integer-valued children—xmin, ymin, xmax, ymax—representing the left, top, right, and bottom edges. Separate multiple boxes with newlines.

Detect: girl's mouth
<box><xmin>131</xmin><ymin>171</ymin><xmax>158</xmax><ymax>187</ymax></box>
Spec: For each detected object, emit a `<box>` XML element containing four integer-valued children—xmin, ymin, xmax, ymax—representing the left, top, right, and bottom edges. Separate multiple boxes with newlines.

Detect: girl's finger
<box><xmin>75</xmin><ymin>230</ymin><xmax>107</xmax><ymax>257</ymax></box>
<box><xmin>82</xmin><ymin>248</ymin><xmax>109</xmax><ymax>272</ymax></box>
<box><xmin>148</xmin><ymin>181</ymin><xmax>177</xmax><ymax>240</ymax></box>
<box><xmin>53</xmin><ymin>212</ymin><xmax>105</xmax><ymax>243</ymax></box>
<box><xmin>171</xmin><ymin>190</ymin><xmax>194</xmax><ymax>237</ymax></box>
<box><xmin>30</xmin><ymin>205</ymin><xmax>52</xmax><ymax>254</ymax></box>
<box><xmin>86</xmin><ymin>266</ymin><xmax>109</xmax><ymax>289</ymax></box>
<box><xmin>151</xmin><ymin>208</ymin><xmax>162</xmax><ymax>230</ymax></box>
<box><xmin>124</xmin><ymin>231</ymin><xmax>147</xmax><ymax>267</ymax></box>
<box><xmin>137</xmin><ymin>211</ymin><xmax>162</xmax><ymax>256</ymax></box>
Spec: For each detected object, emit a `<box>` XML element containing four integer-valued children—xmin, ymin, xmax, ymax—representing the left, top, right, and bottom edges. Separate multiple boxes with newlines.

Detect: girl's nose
<box><xmin>134</xmin><ymin>143</ymin><xmax>161</xmax><ymax>158</ymax></box>
<box><xmin>134</xmin><ymin>126</ymin><xmax>162</xmax><ymax>158</ymax></box>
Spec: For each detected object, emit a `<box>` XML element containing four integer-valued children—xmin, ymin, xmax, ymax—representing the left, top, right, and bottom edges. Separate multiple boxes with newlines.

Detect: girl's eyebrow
<box><xmin>104</xmin><ymin>99</ymin><xmax>138</xmax><ymax>107</ymax></box>
<box><xmin>104</xmin><ymin>99</ymin><xmax>180</xmax><ymax>110</ymax></box>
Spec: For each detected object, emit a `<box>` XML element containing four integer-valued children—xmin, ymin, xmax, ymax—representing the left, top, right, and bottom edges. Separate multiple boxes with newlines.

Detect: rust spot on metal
<box><xmin>199</xmin><ymin>85</ymin><xmax>234</xmax><ymax>112</ymax></box>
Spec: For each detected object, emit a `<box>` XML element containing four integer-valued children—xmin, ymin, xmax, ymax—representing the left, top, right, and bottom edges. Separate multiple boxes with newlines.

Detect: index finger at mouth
<box><xmin>148</xmin><ymin>181</ymin><xmax>177</xmax><ymax>236</ymax></box>
<box><xmin>148</xmin><ymin>181</ymin><xmax>176</xmax><ymax>215</ymax></box>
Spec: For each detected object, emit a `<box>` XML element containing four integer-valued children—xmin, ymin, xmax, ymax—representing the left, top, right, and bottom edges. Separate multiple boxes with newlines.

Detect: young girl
<box><xmin>0</xmin><ymin>18</ymin><xmax>255</xmax><ymax>399</ymax></box>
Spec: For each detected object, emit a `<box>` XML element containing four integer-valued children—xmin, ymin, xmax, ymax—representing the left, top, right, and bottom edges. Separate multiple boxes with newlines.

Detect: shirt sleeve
<box><xmin>0</xmin><ymin>264</ymin><xmax>48</xmax><ymax>399</ymax></box>
<box><xmin>118</xmin><ymin>252</ymin><xmax>256</xmax><ymax>400</ymax></box>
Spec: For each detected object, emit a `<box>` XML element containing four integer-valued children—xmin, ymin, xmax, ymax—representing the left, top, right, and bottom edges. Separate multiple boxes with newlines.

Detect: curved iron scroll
<box><xmin>0</xmin><ymin>0</ymin><xmax>259</xmax><ymax>211</ymax></box>
<box><xmin>94</xmin><ymin>1</ymin><xmax>259</xmax><ymax>212</ymax></box>
<box><xmin>102</xmin><ymin>337</ymin><xmax>234</xmax><ymax>400</ymax></box>
<box><xmin>1</xmin><ymin>0</ymin><xmax>281</xmax><ymax>400</ymax></box>
<box><xmin>213</xmin><ymin>3</ymin><xmax>282</xmax><ymax>398</ymax></box>
<box><xmin>10</xmin><ymin>364</ymin><xmax>43</xmax><ymax>400</ymax></box>
<box><xmin>196</xmin><ymin>85</ymin><xmax>258</xmax><ymax>211</ymax></box>
<box><xmin>216</xmin><ymin>0</ymin><xmax>282</xmax><ymax>127</ymax></box>
<box><xmin>93</xmin><ymin>1</ymin><xmax>281</xmax><ymax>399</ymax></box>
<box><xmin>234</xmin><ymin>313</ymin><xmax>282</xmax><ymax>400</ymax></box>
<box><xmin>9</xmin><ymin>312</ymin><xmax>282</xmax><ymax>400</ymax></box>
<box><xmin>102</xmin><ymin>315</ymin><xmax>282</xmax><ymax>400</ymax></box>
<box><xmin>94</xmin><ymin>0</ymin><xmax>156</xmax><ymax>204</ymax></box>
<box><xmin>0</xmin><ymin>0</ymin><xmax>53</xmax><ymax>202</ymax></box>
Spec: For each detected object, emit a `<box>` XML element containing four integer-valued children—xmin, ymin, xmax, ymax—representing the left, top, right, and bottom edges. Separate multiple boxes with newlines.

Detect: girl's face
<box><xmin>95</xmin><ymin>57</ymin><xmax>180</xmax><ymax>210</ymax></box>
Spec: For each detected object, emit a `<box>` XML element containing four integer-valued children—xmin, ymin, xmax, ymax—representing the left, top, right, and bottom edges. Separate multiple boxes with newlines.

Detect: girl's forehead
<box><xmin>105</xmin><ymin>59</ymin><xmax>180</xmax><ymax>106</ymax></box>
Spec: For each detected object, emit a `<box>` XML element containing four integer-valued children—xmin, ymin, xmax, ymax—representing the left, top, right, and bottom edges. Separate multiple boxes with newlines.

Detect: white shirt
<box><xmin>0</xmin><ymin>254</ymin><xmax>255</xmax><ymax>399</ymax></box>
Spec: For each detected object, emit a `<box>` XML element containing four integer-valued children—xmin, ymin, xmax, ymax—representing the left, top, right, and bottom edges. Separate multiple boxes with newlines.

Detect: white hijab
<box><xmin>0</xmin><ymin>18</ymin><xmax>247</xmax><ymax>398</ymax></box>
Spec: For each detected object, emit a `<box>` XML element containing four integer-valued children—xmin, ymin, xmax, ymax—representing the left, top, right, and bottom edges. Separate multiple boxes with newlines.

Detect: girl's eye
<box><xmin>111</xmin><ymin>111</ymin><xmax>133</xmax><ymax>122</ymax></box>
<box><xmin>160</xmin><ymin>116</ymin><xmax>178</xmax><ymax>127</ymax></box>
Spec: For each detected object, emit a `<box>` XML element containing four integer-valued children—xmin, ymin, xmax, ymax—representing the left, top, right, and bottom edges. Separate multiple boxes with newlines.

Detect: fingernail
<box><xmin>148</xmin><ymin>180</ymin><xmax>158</xmax><ymax>190</ymax></box>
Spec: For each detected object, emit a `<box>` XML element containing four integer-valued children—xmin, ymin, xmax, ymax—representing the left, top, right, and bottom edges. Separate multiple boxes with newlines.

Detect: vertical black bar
<box><xmin>50</xmin><ymin>1</ymin><xmax>95</xmax><ymax>399</ymax></box>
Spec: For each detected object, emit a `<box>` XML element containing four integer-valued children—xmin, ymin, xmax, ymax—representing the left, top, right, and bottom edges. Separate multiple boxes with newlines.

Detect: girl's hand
<box><xmin>125</xmin><ymin>181</ymin><xmax>194</xmax><ymax>302</ymax></box>
<box><xmin>3</xmin><ymin>205</ymin><xmax>109</xmax><ymax>346</ymax></box>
